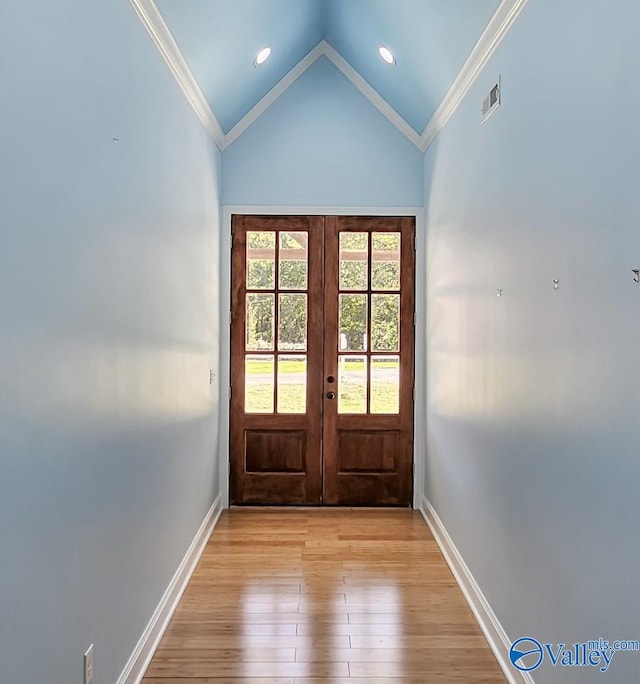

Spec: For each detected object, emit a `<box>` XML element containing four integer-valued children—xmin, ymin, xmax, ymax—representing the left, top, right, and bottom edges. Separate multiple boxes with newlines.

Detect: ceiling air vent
<box><xmin>482</xmin><ymin>77</ymin><xmax>501</xmax><ymax>123</ymax></box>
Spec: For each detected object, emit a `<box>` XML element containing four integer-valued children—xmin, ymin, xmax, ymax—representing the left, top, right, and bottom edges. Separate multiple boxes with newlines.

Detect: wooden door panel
<box><xmin>230</xmin><ymin>215</ymin><xmax>324</xmax><ymax>505</ymax></box>
<box><xmin>238</xmin><ymin>473</ymin><xmax>309</xmax><ymax>505</ymax></box>
<box><xmin>337</xmin><ymin>430</ymin><xmax>399</xmax><ymax>472</ymax></box>
<box><xmin>332</xmin><ymin>474</ymin><xmax>407</xmax><ymax>506</ymax></box>
<box><xmin>323</xmin><ymin>217</ymin><xmax>415</xmax><ymax>506</ymax></box>
<box><xmin>244</xmin><ymin>430</ymin><xmax>307</xmax><ymax>472</ymax></box>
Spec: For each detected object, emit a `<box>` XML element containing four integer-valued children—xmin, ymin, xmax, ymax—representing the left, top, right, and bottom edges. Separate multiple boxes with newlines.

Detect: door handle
<box><xmin>326</xmin><ymin>391</ymin><xmax>336</xmax><ymax>400</ymax></box>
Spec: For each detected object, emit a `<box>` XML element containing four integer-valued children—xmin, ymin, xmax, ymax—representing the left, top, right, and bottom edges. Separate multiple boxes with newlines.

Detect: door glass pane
<box><xmin>338</xmin><ymin>356</ymin><xmax>367</xmax><ymax>414</ymax></box>
<box><xmin>246</xmin><ymin>294</ymin><xmax>274</xmax><ymax>351</ymax></box>
<box><xmin>339</xmin><ymin>232</ymin><xmax>368</xmax><ymax>291</ymax></box>
<box><xmin>371</xmin><ymin>356</ymin><xmax>400</xmax><ymax>414</ymax></box>
<box><xmin>279</xmin><ymin>232</ymin><xmax>308</xmax><ymax>290</ymax></box>
<box><xmin>278</xmin><ymin>294</ymin><xmax>307</xmax><ymax>351</ymax></box>
<box><xmin>339</xmin><ymin>294</ymin><xmax>368</xmax><ymax>352</ymax></box>
<box><xmin>371</xmin><ymin>294</ymin><xmax>400</xmax><ymax>352</ymax></box>
<box><xmin>245</xmin><ymin>355</ymin><xmax>275</xmax><ymax>413</ymax></box>
<box><xmin>247</xmin><ymin>231</ymin><xmax>276</xmax><ymax>290</ymax></box>
<box><xmin>277</xmin><ymin>355</ymin><xmax>307</xmax><ymax>414</ymax></box>
<box><xmin>372</xmin><ymin>232</ymin><xmax>401</xmax><ymax>291</ymax></box>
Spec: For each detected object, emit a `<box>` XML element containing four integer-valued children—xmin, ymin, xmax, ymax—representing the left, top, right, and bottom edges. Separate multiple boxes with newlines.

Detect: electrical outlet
<box><xmin>84</xmin><ymin>644</ymin><xmax>94</xmax><ymax>684</ymax></box>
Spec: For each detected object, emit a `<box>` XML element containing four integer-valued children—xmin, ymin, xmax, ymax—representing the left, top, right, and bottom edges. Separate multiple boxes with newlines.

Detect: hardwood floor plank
<box><xmin>148</xmin><ymin>647</ymin><xmax>296</xmax><ymax>664</ymax></box>
<box><xmin>142</xmin><ymin>509</ymin><xmax>506</xmax><ymax>683</ymax></box>
<box><xmin>143</xmin><ymin>679</ymin><xmax>295</xmax><ymax>684</ymax></box>
<box><xmin>158</xmin><ymin>636</ymin><xmax>351</xmax><ymax>650</ymax></box>
<box><xmin>349</xmin><ymin>661</ymin><xmax>506</xmax><ymax>679</ymax></box>
<box><xmin>293</xmin><ymin>646</ymin><xmax>498</xmax><ymax>663</ymax></box>
<box><xmin>145</xmin><ymin>662</ymin><xmax>350</xmax><ymax>678</ymax></box>
<box><xmin>292</xmin><ymin>679</ymin><xmax>462</xmax><ymax>684</ymax></box>
<box><xmin>170</xmin><ymin>612</ymin><xmax>350</xmax><ymax>624</ymax></box>
<box><xmin>165</xmin><ymin>623</ymin><xmax>299</xmax><ymax>637</ymax></box>
<box><xmin>296</xmin><ymin>621</ymin><xmax>482</xmax><ymax>637</ymax></box>
<box><xmin>349</xmin><ymin>634</ymin><xmax>488</xmax><ymax>648</ymax></box>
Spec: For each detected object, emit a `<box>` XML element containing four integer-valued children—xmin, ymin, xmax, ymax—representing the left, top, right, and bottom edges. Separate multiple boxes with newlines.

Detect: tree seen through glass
<box><xmin>244</xmin><ymin>230</ymin><xmax>401</xmax><ymax>414</ymax></box>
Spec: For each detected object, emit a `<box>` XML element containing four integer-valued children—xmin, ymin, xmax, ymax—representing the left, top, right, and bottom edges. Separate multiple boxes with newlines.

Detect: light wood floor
<box><xmin>142</xmin><ymin>508</ymin><xmax>506</xmax><ymax>684</ymax></box>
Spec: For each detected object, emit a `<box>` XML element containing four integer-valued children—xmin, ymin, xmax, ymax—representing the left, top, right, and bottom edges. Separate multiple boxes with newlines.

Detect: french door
<box><xmin>230</xmin><ymin>215</ymin><xmax>415</xmax><ymax>506</ymax></box>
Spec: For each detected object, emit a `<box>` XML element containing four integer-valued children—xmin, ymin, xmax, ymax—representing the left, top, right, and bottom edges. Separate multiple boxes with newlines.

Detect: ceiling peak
<box><xmin>132</xmin><ymin>0</ymin><xmax>529</xmax><ymax>152</ymax></box>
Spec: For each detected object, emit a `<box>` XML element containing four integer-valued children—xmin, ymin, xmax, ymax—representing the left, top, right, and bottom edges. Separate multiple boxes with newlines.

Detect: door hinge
<box><xmin>229</xmin><ymin>386</ymin><xmax>232</xmax><ymax>400</ymax></box>
<box><xmin>413</xmin><ymin>311</ymin><xmax>416</xmax><ymax>326</ymax></box>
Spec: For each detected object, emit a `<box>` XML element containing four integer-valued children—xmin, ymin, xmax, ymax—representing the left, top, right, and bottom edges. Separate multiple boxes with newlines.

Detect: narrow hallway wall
<box><xmin>0</xmin><ymin>2</ymin><xmax>222</xmax><ymax>682</ymax></box>
<box><xmin>424</xmin><ymin>1</ymin><xmax>640</xmax><ymax>682</ymax></box>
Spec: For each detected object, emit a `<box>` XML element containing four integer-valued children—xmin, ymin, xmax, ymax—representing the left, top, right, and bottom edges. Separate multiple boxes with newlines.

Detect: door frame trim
<box><xmin>219</xmin><ymin>206</ymin><xmax>426</xmax><ymax>509</ymax></box>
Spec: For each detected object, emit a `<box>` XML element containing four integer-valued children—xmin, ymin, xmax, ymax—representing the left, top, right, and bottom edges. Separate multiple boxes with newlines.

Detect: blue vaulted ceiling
<box><xmin>324</xmin><ymin>0</ymin><xmax>501</xmax><ymax>132</ymax></box>
<box><xmin>155</xmin><ymin>0</ymin><xmax>325</xmax><ymax>134</ymax></box>
<box><xmin>154</xmin><ymin>0</ymin><xmax>501</xmax><ymax>136</ymax></box>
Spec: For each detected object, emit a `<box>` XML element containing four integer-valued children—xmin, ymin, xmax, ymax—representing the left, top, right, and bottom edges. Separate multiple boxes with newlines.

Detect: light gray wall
<box><xmin>424</xmin><ymin>1</ymin><xmax>640</xmax><ymax>682</ymax></box>
<box><xmin>222</xmin><ymin>56</ymin><xmax>424</xmax><ymax>208</ymax></box>
<box><xmin>0</xmin><ymin>2</ymin><xmax>221</xmax><ymax>683</ymax></box>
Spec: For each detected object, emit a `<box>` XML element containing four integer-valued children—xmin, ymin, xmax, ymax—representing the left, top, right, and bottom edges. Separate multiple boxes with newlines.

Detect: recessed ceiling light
<box><xmin>254</xmin><ymin>46</ymin><xmax>272</xmax><ymax>67</ymax></box>
<box><xmin>378</xmin><ymin>45</ymin><xmax>396</xmax><ymax>66</ymax></box>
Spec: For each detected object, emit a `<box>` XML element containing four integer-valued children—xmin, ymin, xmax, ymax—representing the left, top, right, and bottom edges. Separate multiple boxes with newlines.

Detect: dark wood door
<box><xmin>230</xmin><ymin>215</ymin><xmax>324</xmax><ymax>504</ymax></box>
<box><xmin>323</xmin><ymin>217</ymin><xmax>415</xmax><ymax>505</ymax></box>
<box><xmin>230</xmin><ymin>215</ymin><xmax>415</xmax><ymax>506</ymax></box>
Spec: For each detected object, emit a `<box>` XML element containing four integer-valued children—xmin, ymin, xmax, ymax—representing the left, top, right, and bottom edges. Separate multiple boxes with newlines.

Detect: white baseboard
<box><xmin>419</xmin><ymin>497</ymin><xmax>534</xmax><ymax>684</ymax></box>
<box><xmin>116</xmin><ymin>495</ymin><xmax>223</xmax><ymax>684</ymax></box>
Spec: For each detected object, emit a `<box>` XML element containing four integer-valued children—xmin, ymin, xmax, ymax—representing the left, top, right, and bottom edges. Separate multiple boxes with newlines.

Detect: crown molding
<box><xmin>224</xmin><ymin>41</ymin><xmax>422</xmax><ymax>150</ymax></box>
<box><xmin>222</xmin><ymin>42</ymin><xmax>326</xmax><ymax>150</ymax></box>
<box><xmin>419</xmin><ymin>0</ymin><xmax>529</xmax><ymax>151</ymax></box>
<box><xmin>128</xmin><ymin>0</ymin><xmax>422</xmax><ymax>152</ymax></box>
<box><xmin>321</xmin><ymin>43</ymin><xmax>422</xmax><ymax>149</ymax></box>
<box><xmin>129</xmin><ymin>0</ymin><xmax>225</xmax><ymax>146</ymax></box>
<box><xmin>131</xmin><ymin>0</ymin><xmax>528</xmax><ymax>154</ymax></box>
